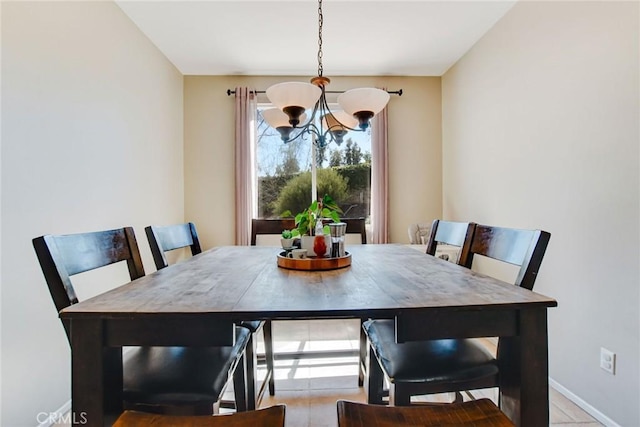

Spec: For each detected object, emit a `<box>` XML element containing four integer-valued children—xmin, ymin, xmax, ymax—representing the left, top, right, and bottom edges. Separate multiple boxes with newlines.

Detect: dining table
<box><xmin>60</xmin><ymin>244</ymin><xmax>557</xmax><ymax>427</ymax></box>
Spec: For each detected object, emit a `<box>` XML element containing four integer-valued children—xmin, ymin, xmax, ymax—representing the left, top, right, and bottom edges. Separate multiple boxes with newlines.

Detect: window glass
<box><xmin>256</xmin><ymin>105</ymin><xmax>371</xmax><ymax>220</ymax></box>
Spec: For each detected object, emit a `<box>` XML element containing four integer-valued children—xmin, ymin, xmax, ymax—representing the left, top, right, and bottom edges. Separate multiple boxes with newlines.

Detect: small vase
<box><xmin>280</xmin><ymin>238</ymin><xmax>294</xmax><ymax>249</ymax></box>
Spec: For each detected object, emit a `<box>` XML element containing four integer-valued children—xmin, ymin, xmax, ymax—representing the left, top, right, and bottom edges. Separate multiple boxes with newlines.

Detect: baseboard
<box><xmin>37</xmin><ymin>348</ymin><xmax>137</xmax><ymax>426</ymax></box>
<box><xmin>549</xmin><ymin>378</ymin><xmax>620</xmax><ymax>427</ymax></box>
<box><xmin>37</xmin><ymin>399</ymin><xmax>71</xmax><ymax>427</ymax></box>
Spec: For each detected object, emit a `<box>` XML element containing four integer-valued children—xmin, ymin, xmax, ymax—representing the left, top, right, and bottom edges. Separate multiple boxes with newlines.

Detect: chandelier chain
<box><xmin>317</xmin><ymin>0</ymin><xmax>323</xmax><ymax>77</ymax></box>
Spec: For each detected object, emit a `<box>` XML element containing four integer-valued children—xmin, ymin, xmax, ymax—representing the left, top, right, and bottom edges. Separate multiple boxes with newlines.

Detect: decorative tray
<box><xmin>277</xmin><ymin>251</ymin><xmax>351</xmax><ymax>271</ymax></box>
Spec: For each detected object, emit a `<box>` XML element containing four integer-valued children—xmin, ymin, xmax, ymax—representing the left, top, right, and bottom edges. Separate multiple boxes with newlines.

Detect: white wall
<box><xmin>184</xmin><ymin>75</ymin><xmax>442</xmax><ymax>247</ymax></box>
<box><xmin>1</xmin><ymin>2</ymin><xmax>184</xmax><ymax>425</ymax></box>
<box><xmin>442</xmin><ymin>1</ymin><xmax>639</xmax><ymax>425</ymax></box>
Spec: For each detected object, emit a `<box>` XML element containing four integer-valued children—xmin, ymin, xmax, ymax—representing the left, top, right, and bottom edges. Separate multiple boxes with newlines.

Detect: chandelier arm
<box><xmin>280</xmin><ymin>122</ymin><xmax>322</xmax><ymax>145</ymax></box>
<box><xmin>280</xmin><ymin>127</ymin><xmax>307</xmax><ymax>145</ymax></box>
<box><xmin>318</xmin><ymin>91</ymin><xmax>362</xmax><ymax>133</ymax></box>
<box><xmin>297</xmin><ymin>97</ymin><xmax>322</xmax><ymax>130</ymax></box>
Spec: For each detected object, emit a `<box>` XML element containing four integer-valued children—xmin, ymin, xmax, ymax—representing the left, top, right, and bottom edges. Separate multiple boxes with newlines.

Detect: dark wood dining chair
<box><xmin>364</xmin><ymin>219</ymin><xmax>474</xmax><ymax>383</ymax></box>
<box><xmin>337</xmin><ymin>399</ymin><xmax>514</xmax><ymax>427</ymax></box>
<box><xmin>145</xmin><ymin>222</ymin><xmax>202</xmax><ymax>269</ymax></box>
<box><xmin>114</xmin><ymin>405</ymin><xmax>286</xmax><ymax>427</ymax></box>
<box><xmin>33</xmin><ymin>227</ymin><xmax>251</xmax><ymax>415</ymax></box>
<box><xmin>340</xmin><ymin>217</ymin><xmax>367</xmax><ymax>244</ymax></box>
<box><xmin>424</xmin><ymin>219</ymin><xmax>476</xmax><ymax>259</ymax></box>
<box><xmin>363</xmin><ymin>219</ymin><xmax>475</xmax><ymax>400</ymax></box>
<box><xmin>145</xmin><ymin>222</ymin><xmax>272</xmax><ymax>411</ymax></box>
<box><xmin>250</xmin><ymin>218</ymin><xmax>295</xmax><ymax>246</ymax></box>
<box><xmin>363</xmin><ymin>222</ymin><xmax>550</xmax><ymax>406</ymax></box>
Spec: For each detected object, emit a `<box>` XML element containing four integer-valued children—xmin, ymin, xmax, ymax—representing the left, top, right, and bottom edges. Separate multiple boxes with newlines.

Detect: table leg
<box><xmin>71</xmin><ymin>319</ymin><xmax>122</xmax><ymax>427</ymax></box>
<box><xmin>358</xmin><ymin>320</ymin><xmax>367</xmax><ymax>387</ymax></box>
<box><xmin>498</xmin><ymin>308</ymin><xmax>549</xmax><ymax>427</ymax></box>
<box><xmin>244</xmin><ymin>333</ymin><xmax>257</xmax><ymax>410</ymax></box>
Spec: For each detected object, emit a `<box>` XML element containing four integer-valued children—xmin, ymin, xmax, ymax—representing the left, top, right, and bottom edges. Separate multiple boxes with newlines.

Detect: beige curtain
<box><xmin>370</xmin><ymin>104</ymin><xmax>389</xmax><ymax>244</ymax></box>
<box><xmin>234</xmin><ymin>87</ymin><xmax>257</xmax><ymax>245</ymax></box>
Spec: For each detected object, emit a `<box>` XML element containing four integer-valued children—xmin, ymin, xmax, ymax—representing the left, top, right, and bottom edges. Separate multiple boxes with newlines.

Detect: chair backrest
<box><xmin>424</xmin><ymin>220</ymin><xmax>476</xmax><ymax>265</ymax></box>
<box><xmin>251</xmin><ymin>219</ymin><xmax>296</xmax><ymax>246</ymax></box>
<box><xmin>461</xmin><ymin>224</ymin><xmax>551</xmax><ymax>290</ymax></box>
<box><xmin>341</xmin><ymin>218</ymin><xmax>367</xmax><ymax>244</ymax></box>
<box><xmin>32</xmin><ymin>227</ymin><xmax>145</xmax><ymax>341</ymax></box>
<box><xmin>145</xmin><ymin>222</ymin><xmax>201</xmax><ymax>270</ymax></box>
<box><xmin>113</xmin><ymin>404</ymin><xmax>287</xmax><ymax>427</ymax></box>
<box><xmin>251</xmin><ymin>217</ymin><xmax>367</xmax><ymax>246</ymax></box>
<box><xmin>337</xmin><ymin>399</ymin><xmax>513</xmax><ymax>427</ymax></box>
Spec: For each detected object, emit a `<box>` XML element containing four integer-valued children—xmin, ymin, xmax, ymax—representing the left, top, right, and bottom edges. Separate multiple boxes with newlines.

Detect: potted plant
<box><xmin>280</xmin><ymin>229</ymin><xmax>294</xmax><ymax>249</ymax></box>
<box><xmin>282</xmin><ymin>194</ymin><xmax>342</xmax><ymax>255</ymax></box>
<box><xmin>283</xmin><ymin>194</ymin><xmax>342</xmax><ymax>236</ymax></box>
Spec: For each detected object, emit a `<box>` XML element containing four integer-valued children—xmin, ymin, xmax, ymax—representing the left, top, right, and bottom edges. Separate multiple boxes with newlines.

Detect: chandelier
<box><xmin>262</xmin><ymin>0</ymin><xmax>390</xmax><ymax>148</ymax></box>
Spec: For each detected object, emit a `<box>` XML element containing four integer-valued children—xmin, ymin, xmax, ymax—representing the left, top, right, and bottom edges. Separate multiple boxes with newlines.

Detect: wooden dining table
<box><xmin>60</xmin><ymin>244</ymin><xmax>557</xmax><ymax>427</ymax></box>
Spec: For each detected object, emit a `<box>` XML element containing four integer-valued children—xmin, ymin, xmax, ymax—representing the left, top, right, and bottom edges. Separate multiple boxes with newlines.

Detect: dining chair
<box><xmin>363</xmin><ymin>219</ymin><xmax>475</xmax><ymax>401</ymax></box>
<box><xmin>363</xmin><ymin>222</ymin><xmax>550</xmax><ymax>406</ymax></box>
<box><xmin>113</xmin><ymin>405</ymin><xmax>286</xmax><ymax>427</ymax></box>
<box><xmin>250</xmin><ymin>218</ymin><xmax>295</xmax><ymax>246</ymax></box>
<box><xmin>33</xmin><ymin>227</ymin><xmax>251</xmax><ymax>415</ymax></box>
<box><xmin>424</xmin><ymin>219</ymin><xmax>475</xmax><ymax>259</ymax></box>
<box><xmin>250</xmin><ymin>217</ymin><xmax>368</xmax><ymax>389</ymax></box>
<box><xmin>337</xmin><ymin>399</ymin><xmax>514</xmax><ymax>427</ymax></box>
<box><xmin>145</xmin><ymin>222</ymin><xmax>272</xmax><ymax>411</ymax></box>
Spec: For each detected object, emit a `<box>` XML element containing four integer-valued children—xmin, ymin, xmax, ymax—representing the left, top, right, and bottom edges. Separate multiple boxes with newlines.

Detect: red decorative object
<box><xmin>313</xmin><ymin>235</ymin><xmax>327</xmax><ymax>258</ymax></box>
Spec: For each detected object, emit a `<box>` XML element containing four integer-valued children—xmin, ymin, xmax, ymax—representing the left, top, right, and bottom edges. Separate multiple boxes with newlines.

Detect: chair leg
<box><xmin>389</xmin><ymin>383</ymin><xmax>411</xmax><ymax>406</ymax></box>
<box><xmin>366</xmin><ymin>345</ymin><xmax>384</xmax><ymax>405</ymax></box>
<box><xmin>233</xmin><ymin>353</ymin><xmax>248</xmax><ymax>412</ymax></box>
<box><xmin>358</xmin><ymin>320</ymin><xmax>367</xmax><ymax>387</ymax></box>
<box><xmin>263</xmin><ymin>320</ymin><xmax>276</xmax><ymax>396</ymax></box>
<box><xmin>245</xmin><ymin>333</ymin><xmax>257</xmax><ymax>410</ymax></box>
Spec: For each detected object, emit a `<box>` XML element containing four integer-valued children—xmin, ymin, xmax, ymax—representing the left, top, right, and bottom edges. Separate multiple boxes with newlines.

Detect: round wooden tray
<box><xmin>277</xmin><ymin>251</ymin><xmax>351</xmax><ymax>271</ymax></box>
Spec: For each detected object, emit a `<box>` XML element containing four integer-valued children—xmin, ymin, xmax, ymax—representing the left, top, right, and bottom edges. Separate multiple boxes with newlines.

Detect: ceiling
<box><xmin>116</xmin><ymin>1</ymin><xmax>516</xmax><ymax>77</ymax></box>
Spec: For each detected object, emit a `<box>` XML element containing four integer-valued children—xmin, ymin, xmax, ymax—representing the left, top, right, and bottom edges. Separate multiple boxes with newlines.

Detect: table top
<box><xmin>61</xmin><ymin>244</ymin><xmax>556</xmax><ymax>321</ymax></box>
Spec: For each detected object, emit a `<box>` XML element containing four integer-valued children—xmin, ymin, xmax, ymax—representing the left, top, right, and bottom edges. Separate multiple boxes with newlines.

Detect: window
<box><xmin>256</xmin><ymin>105</ymin><xmax>372</xmax><ymax>220</ymax></box>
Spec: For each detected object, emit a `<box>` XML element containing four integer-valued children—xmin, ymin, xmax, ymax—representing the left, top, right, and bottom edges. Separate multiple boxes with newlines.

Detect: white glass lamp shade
<box><xmin>337</xmin><ymin>88</ymin><xmax>390</xmax><ymax>116</ymax></box>
<box><xmin>263</xmin><ymin>108</ymin><xmax>305</xmax><ymax>129</ymax></box>
<box><xmin>321</xmin><ymin>111</ymin><xmax>357</xmax><ymax>145</ymax></box>
<box><xmin>337</xmin><ymin>88</ymin><xmax>389</xmax><ymax>130</ymax></box>
<box><xmin>266</xmin><ymin>82</ymin><xmax>322</xmax><ymax>111</ymax></box>
<box><xmin>262</xmin><ymin>108</ymin><xmax>307</xmax><ymax>142</ymax></box>
<box><xmin>321</xmin><ymin>111</ymin><xmax>358</xmax><ymax>131</ymax></box>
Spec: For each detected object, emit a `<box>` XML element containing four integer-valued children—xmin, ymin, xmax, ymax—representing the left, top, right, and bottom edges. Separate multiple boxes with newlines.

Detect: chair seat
<box><xmin>363</xmin><ymin>319</ymin><xmax>497</xmax><ymax>384</ymax></box>
<box><xmin>123</xmin><ymin>326</ymin><xmax>250</xmax><ymax>408</ymax></box>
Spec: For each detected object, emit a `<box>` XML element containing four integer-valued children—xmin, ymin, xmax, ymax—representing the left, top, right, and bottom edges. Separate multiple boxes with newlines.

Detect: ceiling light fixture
<box><xmin>262</xmin><ymin>0</ymin><xmax>391</xmax><ymax>147</ymax></box>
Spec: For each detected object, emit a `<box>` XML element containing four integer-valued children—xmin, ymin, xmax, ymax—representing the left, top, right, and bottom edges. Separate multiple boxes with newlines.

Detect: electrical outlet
<box><xmin>600</xmin><ymin>347</ymin><xmax>616</xmax><ymax>374</ymax></box>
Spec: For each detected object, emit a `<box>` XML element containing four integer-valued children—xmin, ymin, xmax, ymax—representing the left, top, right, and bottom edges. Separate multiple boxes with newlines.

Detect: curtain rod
<box><xmin>226</xmin><ymin>88</ymin><xmax>403</xmax><ymax>96</ymax></box>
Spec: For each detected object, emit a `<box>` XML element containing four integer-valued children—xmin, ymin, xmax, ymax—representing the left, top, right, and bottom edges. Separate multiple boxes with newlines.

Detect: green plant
<box><xmin>274</xmin><ymin>169</ymin><xmax>348</xmax><ymax>217</ymax></box>
<box><xmin>282</xmin><ymin>194</ymin><xmax>342</xmax><ymax>236</ymax></box>
<box><xmin>281</xmin><ymin>229</ymin><xmax>293</xmax><ymax>239</ymax></box>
